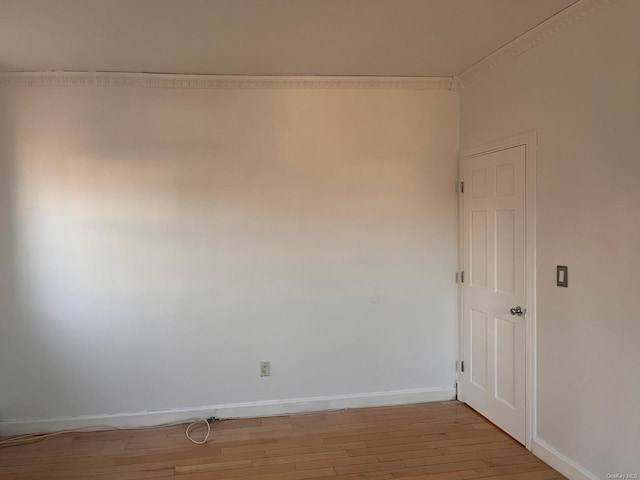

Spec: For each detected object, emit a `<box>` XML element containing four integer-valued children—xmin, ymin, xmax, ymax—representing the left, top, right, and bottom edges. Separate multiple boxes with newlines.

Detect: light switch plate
<box><xmin>557</xmin><ymin>266</ymin><xmax>568</xmax><ymax>287</ymax></box>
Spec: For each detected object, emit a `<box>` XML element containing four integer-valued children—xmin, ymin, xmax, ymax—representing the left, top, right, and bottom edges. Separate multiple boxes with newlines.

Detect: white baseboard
<box><xmin>0</xmin><ymin>386</ymin><xmax>455</xmax><ymax>437</ymax></box>
<box><xmin>532</xmin><ymin>437</ymin><xmax>599</xmax><ymax>480</ymax></box>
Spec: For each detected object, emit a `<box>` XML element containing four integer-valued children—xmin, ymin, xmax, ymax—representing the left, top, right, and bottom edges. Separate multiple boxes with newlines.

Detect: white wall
<box><xmin>460</xmin><ymin>1</ymin><xmax>640</xmax><ymax>477</ymax></box>
<box><xmin>0</xmin><ymin>84</ymin><xmax>459</xmax><ymax>426</ymax></box>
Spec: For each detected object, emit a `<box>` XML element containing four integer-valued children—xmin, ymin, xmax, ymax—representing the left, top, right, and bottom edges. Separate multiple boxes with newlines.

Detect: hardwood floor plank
<box><xmin>390</xmin><ymin>459</ymin><xmax>487</xmax><ymax>478</ymax></box>
<box><xmin>295</xmin><ymin>454</ymin><xmax>378</xmax><ymax>471</ymax></box>
<box><xmin>253</xmin><ymin>449</ymin><xmax>348</xmax><ymax>467</ymax></box>
<box><xmin>474</xmin><ymin>462</ymin><xmax>550</xmax><ymax>477</ymax></box>
<box><xmin>397</xmin><ymin>471</ymin><xmax>479</xmax><ymax>480</ymax></box>
<box><xmin>334</xmin><ymin>460</ymin><xmax>406</xmax><ymax>475</ymax></box>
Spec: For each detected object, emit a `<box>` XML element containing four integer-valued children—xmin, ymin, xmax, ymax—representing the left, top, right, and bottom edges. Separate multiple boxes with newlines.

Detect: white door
<box><xmin>461</xmin><ymin>145</ymin><xmax>527</xmax><ymax>444</ymax></box>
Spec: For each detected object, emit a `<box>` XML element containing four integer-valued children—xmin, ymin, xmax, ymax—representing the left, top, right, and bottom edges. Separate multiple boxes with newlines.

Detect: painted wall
<box><xmin>460</xmin><ymin>1</ymin><xmax>640</xmax><ymax>477</ymax></box>
<box><xmin>0</xmin><ymin>85</ymin><xmax>459</xmax><ymax>424</ymax></box>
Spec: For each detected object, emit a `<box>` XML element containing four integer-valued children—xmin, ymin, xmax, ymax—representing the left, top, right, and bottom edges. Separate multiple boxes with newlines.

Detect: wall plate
<box><xmin>556</xmin><ymin>266</ymin><xmax>568</xmax><ymax>287</ymax></box>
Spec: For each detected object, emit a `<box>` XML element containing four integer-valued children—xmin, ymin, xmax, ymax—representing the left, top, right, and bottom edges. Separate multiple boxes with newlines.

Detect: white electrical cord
<box><xmin>0</xmin><ymin>417</ymin><xmax>216</xmax><ymax>448</ymax></box>
<box><xmin>185</xmin><ymin>418</ymin><xmax>211</xmax><ymax>445</ymax></box>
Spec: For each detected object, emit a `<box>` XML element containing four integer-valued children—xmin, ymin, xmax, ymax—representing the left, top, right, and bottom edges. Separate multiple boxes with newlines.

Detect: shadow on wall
<box><xmin>0</xmin><ymin>90</ymin><xmax>19</xmax><ymax>422</ymax></box>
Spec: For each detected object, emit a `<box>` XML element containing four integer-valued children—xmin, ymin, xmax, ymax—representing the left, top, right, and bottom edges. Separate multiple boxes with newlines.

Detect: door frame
<box><xmin>457</xmin><ymin>130</ymin><xmax>537</xmax><ymax>450</ymax></box>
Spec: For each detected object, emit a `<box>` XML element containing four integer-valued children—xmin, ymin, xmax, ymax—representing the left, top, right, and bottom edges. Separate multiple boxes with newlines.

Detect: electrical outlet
<box><xmin>260</xmin><ymin>361</ymin><xmax>271</xmax><ymax>377</ymax></box>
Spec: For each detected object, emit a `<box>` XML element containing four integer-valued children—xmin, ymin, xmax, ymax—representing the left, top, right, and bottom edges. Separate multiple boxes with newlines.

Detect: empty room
<box><xmin>0</xmin><ymin>0</ymin><xmax>638</xmax><ymax>479</ymax></box>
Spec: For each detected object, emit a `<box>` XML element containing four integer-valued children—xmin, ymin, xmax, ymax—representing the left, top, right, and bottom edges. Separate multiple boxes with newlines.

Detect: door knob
<box><xmin>510</xmin><ymin>306</ymin><xmax>525</xmax><ymax>316</ymax></box>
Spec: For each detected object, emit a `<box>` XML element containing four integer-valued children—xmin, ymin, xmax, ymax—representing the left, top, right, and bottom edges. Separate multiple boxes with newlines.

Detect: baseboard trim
<box><xmin>0</xmin><ymin>387</ymin><xmax>455</xmax><ymax>436</ymax></box>
<box><xmin>532</xmin><ymin>437</ymin><xmax>599</xmax><ymax>480</ymax></box>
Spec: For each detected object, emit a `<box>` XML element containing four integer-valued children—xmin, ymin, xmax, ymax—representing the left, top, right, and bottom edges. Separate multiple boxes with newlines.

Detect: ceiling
<box><xmin>0</xmin><ymin>0</ymin><xmax>577</xmax><ymax>77</ymax></box>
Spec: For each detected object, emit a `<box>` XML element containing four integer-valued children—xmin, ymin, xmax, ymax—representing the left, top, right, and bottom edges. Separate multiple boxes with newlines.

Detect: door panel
<box><xmin>495</xmin><ymin>316</ymin><xmax>516</xmax><ymax>408</ymax></box>
<box><xmin>496</xmin><ymin>209</ymin><xmax>515</xmax><ymax>294</ymax></box>
<box><xmin>471</xmin><ymin>211</ymin><xmax>488</xmax><ymax>286</ymax></box>
<box><xmin>470</xmin><ymin>309</ymin><xmax>489</xmax><ymax>390</ymax></box>
<box><xmin>461</xmin><ymin>145</ymin><xmax>526</xmax><ymax>444</ymax></box>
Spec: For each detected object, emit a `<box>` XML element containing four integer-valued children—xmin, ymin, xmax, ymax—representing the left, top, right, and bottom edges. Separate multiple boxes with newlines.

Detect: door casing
<box><xmin>457</xmin><ymin>130</ymin><xmax>537</xmax><ymax>450</ymax></box>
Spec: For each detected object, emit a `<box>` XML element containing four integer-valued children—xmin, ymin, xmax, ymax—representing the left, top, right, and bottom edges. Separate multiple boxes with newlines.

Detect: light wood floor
<box><xmin>0</xmin><ymin>401</ymin><xmax>564</xmax><ymax>480</ymax></box>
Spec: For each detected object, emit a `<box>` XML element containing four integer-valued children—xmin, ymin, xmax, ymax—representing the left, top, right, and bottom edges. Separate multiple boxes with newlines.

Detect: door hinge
<box><xmin>457</xmin><ymin>181</ymin><xmax>464</xmax><ymax>193</ymax></box>
<box><xmin>456</xmin><ymin>271</ymin><xmax>465</xmax><ymax>283</ymax></box>
<box><xmin>457</xmin><ymin>360</ymin><xmax>465</xmax><ymax>373</ymax></box>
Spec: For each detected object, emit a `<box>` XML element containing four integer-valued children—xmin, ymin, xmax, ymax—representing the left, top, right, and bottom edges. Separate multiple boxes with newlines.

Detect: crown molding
<box><xmin>458</xmin><ymin>0</ymin><xmax>624</xmax><ymax>87</ymax></box>
<box><xmin>0</xmin><ymin>72</ymin><xmax>459</xmax><ymax>91</ymax></box>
